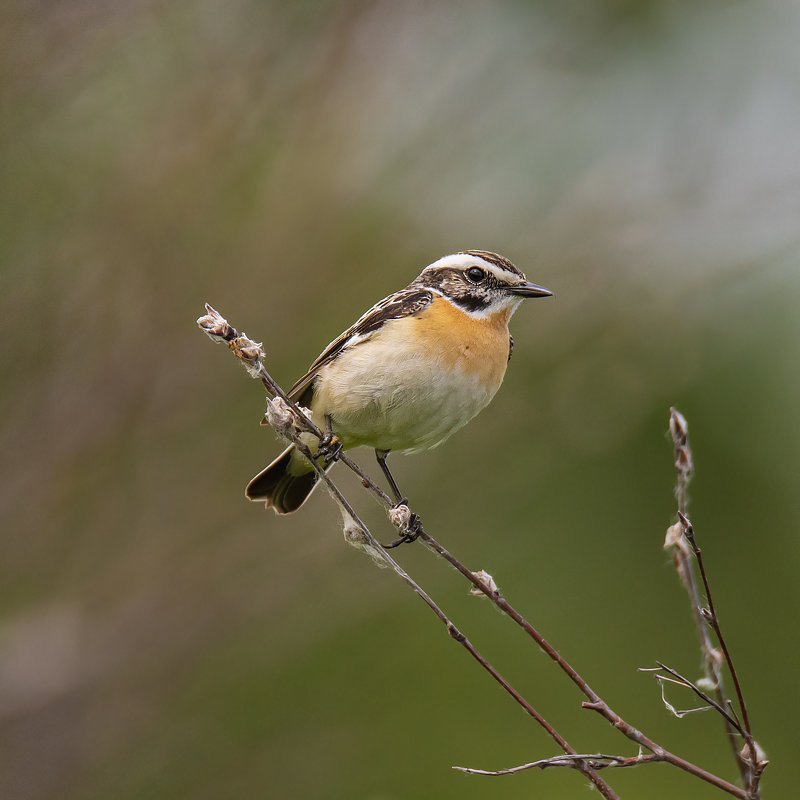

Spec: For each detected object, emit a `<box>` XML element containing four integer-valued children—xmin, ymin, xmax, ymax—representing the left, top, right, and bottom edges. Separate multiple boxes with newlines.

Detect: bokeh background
<box><xmin>2</xmin><ymin>1</ymin><xmax>799</xmax><ymax>798</ymax></box>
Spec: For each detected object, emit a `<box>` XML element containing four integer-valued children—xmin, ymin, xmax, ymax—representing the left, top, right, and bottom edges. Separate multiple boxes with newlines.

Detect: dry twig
<box><xmin>454</xmin><ymin>751</ymin><xmax>659</xmax><ymax>776</ymax></box>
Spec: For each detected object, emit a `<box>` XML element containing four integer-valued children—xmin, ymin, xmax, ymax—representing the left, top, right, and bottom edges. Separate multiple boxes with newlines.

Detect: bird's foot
<box><xmin>383</xmin><ymin>500</ymin><xmax>422</xmax><ymax>548</ymax></box>
<box><xmin>317</xmin><ymin>432</ymin><xmax>343</xmax><ymax>464</ymax></box>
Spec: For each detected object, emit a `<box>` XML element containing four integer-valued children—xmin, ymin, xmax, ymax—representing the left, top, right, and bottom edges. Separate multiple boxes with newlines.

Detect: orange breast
<box><xmin>410</xmin><ymin>295</ymin><xmax>511</xmax><ymax>392</ymax></box>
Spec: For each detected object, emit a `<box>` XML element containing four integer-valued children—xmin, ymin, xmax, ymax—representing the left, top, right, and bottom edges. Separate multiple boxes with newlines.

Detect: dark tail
<box><xmin>245</xmin><ymin>444</ymin><xmax>320</xmax><ymax>514</ymax></box>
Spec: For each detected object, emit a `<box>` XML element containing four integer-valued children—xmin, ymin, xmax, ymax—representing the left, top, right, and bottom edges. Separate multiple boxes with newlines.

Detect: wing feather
<box><xmin>286</xmin><ymin>288</ymin><xmax>433</xmax><ymax>405</ymax></box>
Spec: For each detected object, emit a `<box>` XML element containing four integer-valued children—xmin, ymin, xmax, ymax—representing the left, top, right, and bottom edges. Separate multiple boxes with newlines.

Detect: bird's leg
<box><xmin>375</xmin><ymin>449</ymin><xmax>405</xmax><ymax>504</ymax></box>
<box><xmin>376</xmin><ymin>450</ymin><xmax>421</xmax><ymax>547</ymax></box>
<box><xmin>317</xmin><ymin>414</ymin><xmax>343</xmax><ymax>464</ymax></box>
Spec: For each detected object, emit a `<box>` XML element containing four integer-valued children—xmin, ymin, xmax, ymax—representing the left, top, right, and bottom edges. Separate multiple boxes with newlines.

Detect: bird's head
<box><xmin>415</xmin><ymin>250</ymin><xmax>552</xmax><ymax>317</ymax></box>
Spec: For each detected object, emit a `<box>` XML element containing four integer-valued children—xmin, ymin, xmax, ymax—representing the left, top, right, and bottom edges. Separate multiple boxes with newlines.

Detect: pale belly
<box><xmin>311</xmin><ymin>321</ymin><xmax>508</xmax><ymax>453</ymax></box>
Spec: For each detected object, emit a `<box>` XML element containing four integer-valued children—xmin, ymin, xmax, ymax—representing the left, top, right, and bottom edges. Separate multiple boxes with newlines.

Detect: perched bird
<box><xmin>246</xmin><ymin>250</ymin><xmax>552</xmax><ymax>514</ymax></box>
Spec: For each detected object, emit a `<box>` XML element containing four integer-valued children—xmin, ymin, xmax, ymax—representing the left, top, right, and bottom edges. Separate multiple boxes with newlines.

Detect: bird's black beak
<box><xmin>510</xmin><ymin>281</ymin><xmax>553</xmax><ymax>298</ymax></box>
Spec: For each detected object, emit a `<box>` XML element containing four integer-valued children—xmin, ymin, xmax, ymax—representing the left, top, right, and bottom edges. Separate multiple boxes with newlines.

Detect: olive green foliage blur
<box><xmin>2</xmin><ymin>2</ymin><xmax>799</xmax><ymax>799</ymax></box>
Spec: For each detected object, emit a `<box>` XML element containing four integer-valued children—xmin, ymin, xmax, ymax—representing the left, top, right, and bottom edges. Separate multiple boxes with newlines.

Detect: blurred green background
<box><xmin>2</xmin><ymin>1</ymin><xmax>799</xmax><ymax>798</ymax></box>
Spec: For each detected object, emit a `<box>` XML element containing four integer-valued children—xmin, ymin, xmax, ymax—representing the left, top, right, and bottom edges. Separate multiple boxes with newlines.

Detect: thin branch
<box><xmin>417</xmin><ymin>529</ymin><xmax>751</xmax><ymax>798</ymax></box>
<box><xmin>679</xmin><ymin>513</ymin><xmax>756</xmax><ymax>741</ymax></box>
<box><xmin>658</xmin><ymin>662</ymin><xmax>743</xmax><ymax>733</ymax></box>
<box><xmin>455</xmin><ymin>751</ymin><xmax>662</xmax><ymax>776</ymax></box>
<box><xmin>642</xmin><ymin>663</ymin><xmax>744</xmax><ymax>733</ymax></box>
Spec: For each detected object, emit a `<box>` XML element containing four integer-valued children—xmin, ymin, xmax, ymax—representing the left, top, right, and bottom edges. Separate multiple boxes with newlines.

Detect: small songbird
<box><xmin>246</xmin><ymin>250</ymin><xmax>552</xmax><ymax>514</ymax></box>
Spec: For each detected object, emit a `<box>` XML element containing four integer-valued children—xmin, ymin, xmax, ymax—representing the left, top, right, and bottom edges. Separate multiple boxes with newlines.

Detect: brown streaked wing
<box><xmin>286</xmin><ymin>288</ymin><xmax>433</xmax><ymax>405</ymax></box>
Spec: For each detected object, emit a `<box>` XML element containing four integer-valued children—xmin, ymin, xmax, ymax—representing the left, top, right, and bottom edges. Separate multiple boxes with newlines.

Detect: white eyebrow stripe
<box><xmin>422</xmin><ymin>253</ymin><xmax>525</xmax><ymax>283</ymax></box>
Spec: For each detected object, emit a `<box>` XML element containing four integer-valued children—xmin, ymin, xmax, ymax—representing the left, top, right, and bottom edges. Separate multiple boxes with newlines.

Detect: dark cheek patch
<box><xmin>451</xmin><ymin>293</ymin><xmax>491</xmax><ymax>312</ymax></box>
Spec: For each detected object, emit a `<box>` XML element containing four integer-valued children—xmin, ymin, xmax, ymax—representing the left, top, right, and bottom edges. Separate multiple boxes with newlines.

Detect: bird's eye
<box><xmin>465</xmin><ymin>266</ymin><xmax>486</xmax><ymax>283</ymax></box>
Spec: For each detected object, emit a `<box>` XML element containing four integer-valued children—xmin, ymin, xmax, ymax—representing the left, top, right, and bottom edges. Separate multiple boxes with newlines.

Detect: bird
<box><xmin>245</xmin><ymin>250</ymin><xmax>552</xmax><ymax>515</ymax></box>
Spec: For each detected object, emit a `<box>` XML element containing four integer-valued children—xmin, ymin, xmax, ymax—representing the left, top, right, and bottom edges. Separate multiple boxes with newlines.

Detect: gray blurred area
<box><xmin>2</xmin><ymin>2</ymin><xmax>799</xmax><ymax>798</ymax></box>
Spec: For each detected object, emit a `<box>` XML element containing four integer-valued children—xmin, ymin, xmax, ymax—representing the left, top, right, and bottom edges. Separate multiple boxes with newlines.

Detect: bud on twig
<box><xmin>739</xmin><ymin>740</ymin><xmax>767</xmax><ymax>769</ymax></box>
<box><xmin>197</xmin><ymin>304</ymin><xmax>266</xmax><ymax>377</ymax></box>
<box><xmin>669</xmin><ymin>407</ymin><xmax>689</xmax><ymax>447</ymax></box>
<box><xmin>664</xmin><ymin>521</ymin><xmax>690</xmax><ymax>555</ymax></box>
<box><xmin>265</xmin><ymin>396</ymin><xmax>294</xmax><ymax>433</ymax></box>
<box><xmin>669</xmin><ymin>407</ymin><xmax>694</xmax><ymax>489</ymax></box>
<box><xmin>388</xmin><ymin>502</ymin><xmax>412</xmax><ymax>531</ymax></box>
<box><xmin>469</xmin><ymin>570</ymin><xmax>499</xmax><ymax>598</ymax></box>
<box><xmin>197</xmin><ymin>303</ymin><xmax>235</xmax><ymax>342</ymax></box>
<box><xmin>264</xmin><ymin>396</ymin><xmax>313</xmax><ymax>439</ymax></box>
<box><xmin>696</xmin><ymin>676</ymin><xmax>718</xmax><ymax>692</ymax></box>
<box><xmin>228</xmin><ymin>334</ymin><xmax>265</xmax><ymax>378</ymax></box>
<box><xmin>335</xmin><ymin>499</ymin><xmax>389</xmax><ymax>568</ymax></box>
